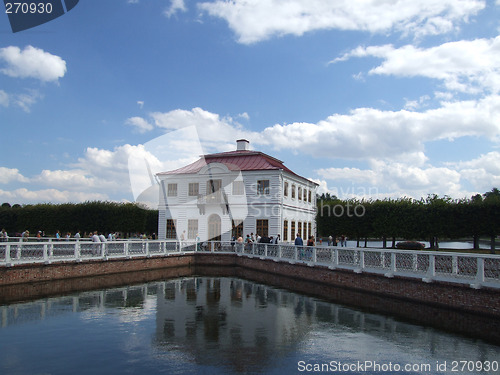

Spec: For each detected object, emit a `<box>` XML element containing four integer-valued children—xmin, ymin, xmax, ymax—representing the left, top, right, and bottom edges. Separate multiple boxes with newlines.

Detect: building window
<box><xmin>284</xmin><ymin>182</ymin><xmax>289</xmax><ymax>197</ymax></box>
<box><xmin>166</xmin><ymin>219</ymin><xmax>176</xmax><ymax>239</ymax></box>
<box><xmin>303</xmin><ymin>188</ymin><xmax>307</xmax><ymax>201</ymax></box>
<box><xmin>232</xmin><ymin>220</ymin><xmax>243</xmax><ymax>238</ymax></box>
<box><xmin>257</xmin><ymin>180</ymin><xmax>270</xmax><ymax>195</ymax></box>
<box><xmin>232</xmin><ymin>181</ymin><xmax>244</xmax><ymax>195</ymax></box>
<box><xmin>298</xmin><ymin>222</ymin><xmax>302</xmax><ymax>239</ymax></box>
<box><xmin>256</xmin><ymin>219</ymin><xmax>269</xmax><ymax>237</ymax></box>
<box><xmin>298</xmin><ymin>187</ymin><xmax>302</xmax><ymax>201</ymax></box>
<box><xmin>308</xmin><ymin>190</ymin><xmax>312</xmax><ymax>203</ymax></box>
<box><xmin>188</xmin><ymin>183</ymin><xmax>199</xmax><ymax>197</ymax></box>
<box><xmin>187</xmin><ymin>219</ymin><xmax>198</xmax><ymax>239</ymax></box>
<box><xmin>303</xmin><ymin>222</ymin><xmax>307</xmax><ymax>240</ymax></box>
<box><xmin>308</xmin><ymin>222</ymin><xmax>312</xmax><ymax>239</ymax></box>
<box><xmin>207</xmin><ymin>179</ymin><xmax>222</xmax><ymax>194</ymax></box>
<box><xmin>167</xmin><ymin>183</ymin><xmax>177</xmax><ymax>197</ymax></box>
<box><xmin>283</xmin><ymin>220</ymin><xmax>288</xmax><ymax>242</ymax></box>
<box><xmin>291</xmin><ymin>221</ymin><xmax>296</xmax><ymax>240</ymax></box>
<box><xmin>291</xmin><ymin>184</ymin><xmax>296</xmax><ymax>199</ymax></box>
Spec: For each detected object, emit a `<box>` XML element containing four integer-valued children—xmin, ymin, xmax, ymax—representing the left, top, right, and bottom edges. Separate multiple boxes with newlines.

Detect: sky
<box><xmin>1</xmin><ymin>0</ymin><xmax>500</xmax><ymax>207</ymax></box>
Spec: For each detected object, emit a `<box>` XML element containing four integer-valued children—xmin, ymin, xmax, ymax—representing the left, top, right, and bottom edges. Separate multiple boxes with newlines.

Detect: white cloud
<box><xmin>333</xmin><ymin>36</ymin><xmax>500</xmax><ymax>94</ymax></box>
<box><xmin>0</xmin><ymin>188</ymin><xmax>107</xmax><ymax>204</ymax></box>
<box><xmin>404</xmin><ymin>95</ymin><xmax>431</xmax><ymax>110</ymax></box>
<box><xmin>14</xmin><ymin>89</ymin><xmax>43</xmax><ymax>112</ymax></box>
<box><xmin>0</xmin><ymin>167</ymin><xmax>28</xmax><ymax>184</ymax></box>
<box><xmin>261</xmin><ymin>95</ymin><xmax>500</xmax><ymax>162</ymax></box>
<box><xmin>0</xmin><ymin>90</ymin><xmax>9</xmax><ymax>107</ymax></box>
<box><xmin>125</xmin><ymin>116</ymin><xmax>154</xmax><ymax>133</ymax></box>
<box><xmin>238</xmin><ymin>112</ymin><xmax>250</xmax><ymax>120</ymax></box>
<box><xmin>448</xmin><ymin>151</ymin><xmax>500</xmax><ymax>192</ymax></box>
<box><xmin>164</xmin><ymin>0</ymin><xmax>187</xmax><ymax>18</ymax></box>
<box><xmin>0</xmin><ymin>46</ymin><xmax>66</xmax><ymax>82</ymax></box>
<box><xmin>316</xmin><ymin>161</ymin><xmax>464</xmax><ymax>199</ymax></box>
<box><xmin>198</xmin><ymin>0</ymin><xmax>485</xmax><ymax>44</ymax></box>
<box><xmin>150</xmin><ymin>107</ymin><xmax>261</xmax><ymax>153</ymax></box>
<box><xmin>20</xmin><ymin>145</ymin><xmax>154</xmax><ymax>203</ymax></box>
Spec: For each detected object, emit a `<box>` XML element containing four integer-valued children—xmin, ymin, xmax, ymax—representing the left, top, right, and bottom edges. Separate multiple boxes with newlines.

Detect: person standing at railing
<box><xmin>0</xmin><ymin>228</ymin><xmax>8</xmax><ymax>242</ymax></box>
<box><xmin>274</xmin><ymin>234</ymin><xmax>280</xmax><ymax>245</ymax></box>
<box><xmin>196</xmin><ymin>234</ymin><xmax>201</xmax><ymax>251</ymax></box>
<box><xmin>91</xmin><ymin>231</ymin><xmax>100</xmax><ymax>255</ymax></box>
<box><xmin>307</xmin><ymin>236</ymin><xmax>315</xmax><ymax>260</ymax></box>
<box><xmin>295</xmin><ymin>233</ymin><xmax>304</xmax><ymax>259</ymax></box>
<box><xmin>237</xmin><ymin>236</ymin><xmax>244</xmax><ymax>252</ymax></box>
<box><xmin>245</xmin><ymin>234</ymin><xmax>253</xmax><ymax>251</ymax></box>
<box><xmin>21</xmin><ymin>230</ymin><xmax>29</xmax><ymax>242</ymax></box>
<box><xmin>74</xmin><ymin>231</ymin><xmax>81</xmax><ymax>240</ymax></box>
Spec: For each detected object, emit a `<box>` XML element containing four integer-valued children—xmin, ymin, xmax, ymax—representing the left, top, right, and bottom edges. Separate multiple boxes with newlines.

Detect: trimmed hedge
<box><xmin>396</xmin><ymin>241</ymin><xmax>425</xmax><ymax>250</ymax></box>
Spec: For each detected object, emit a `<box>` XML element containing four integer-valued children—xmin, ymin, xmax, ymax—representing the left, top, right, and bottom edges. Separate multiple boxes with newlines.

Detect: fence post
<box><xmin>385</xmin><ymin>252</ymin><xmax>396</xmax><ymax>278</ymax></box>
<box><xmin>452</xmin><ymin>255</ymin><xmax>458</xmax><ymax>275</ymax></box>
<box><xmin>264</xmin><ymin>244</ymin><xmax>268</xmax><ymax>257</ymax></box>
<box><xmin>423</xmin><ymin>254</ymin><xmax>435</xmax><ymax>283</ymax></box>
<box><xmin>312</xmin><ymin>247</ymin><xmax>317</xmax><ymax>263</ymax></box>
<box><xmin>15</xmin><ymin>243</ymin><xmax>21</xmax><ymax>260</ymax></box>
<box><xmin>278</xmin><ymin>244</ymin><xmax>282</xmax><ymax>259</ymax></box>
<box><xmin>5</xmin><ymin>243</ymin><xmax>11</xmax><ymax>264</ymax></box>
<box><xmin>74</xmin><ymin>241</ymin><xmax>79</xmax><ymax>261</ymax></box>
<box><xmin>471</xmin><ymin>258</ymin><xmax>485</xmax><ymax>289</ymax></box>
<box><xmin>43</xmin><ymin>243</ymin><xmax>49</xmax><ymax>263</ymax></box>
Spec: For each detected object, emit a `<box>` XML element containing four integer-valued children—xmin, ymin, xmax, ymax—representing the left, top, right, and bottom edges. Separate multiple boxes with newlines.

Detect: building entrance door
<box><xmin>208</xmin><ymin>214</ymin><xmax>221</xmax><ymax>242</ymax></box>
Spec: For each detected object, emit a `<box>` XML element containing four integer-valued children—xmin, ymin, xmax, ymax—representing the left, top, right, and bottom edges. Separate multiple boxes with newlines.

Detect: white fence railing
<box><xmin>1</xmin><ymin>240</ymin><xmax>499</xmax><ymax>289</ymax></box>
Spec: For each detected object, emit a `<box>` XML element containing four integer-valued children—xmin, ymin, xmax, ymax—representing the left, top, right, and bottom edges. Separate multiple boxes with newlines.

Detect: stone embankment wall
<box><xmin>1</xmin><ymin>253</ymin><xmax>499</xmax><ymax>319</ymax></box>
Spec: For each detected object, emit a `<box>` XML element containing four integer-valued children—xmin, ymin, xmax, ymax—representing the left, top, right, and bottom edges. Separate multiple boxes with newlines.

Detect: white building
<box><xmin>157</xmin><ymin>140</ymin><xmax>318</xmax><ymax>243</ymax></box>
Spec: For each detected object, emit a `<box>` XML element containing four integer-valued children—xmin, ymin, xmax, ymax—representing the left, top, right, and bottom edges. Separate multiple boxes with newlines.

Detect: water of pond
<box><xmin>1</xmin><ymin>277</ymin><xmax>499</xmax><ymax>375</ymax></box>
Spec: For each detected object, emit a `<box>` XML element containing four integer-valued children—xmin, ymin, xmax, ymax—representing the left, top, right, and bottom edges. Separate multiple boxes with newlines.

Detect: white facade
<box><xmin>157</xmin><ymin>141</ymin><xmax>318</xmax><ymax>243</ymax></box>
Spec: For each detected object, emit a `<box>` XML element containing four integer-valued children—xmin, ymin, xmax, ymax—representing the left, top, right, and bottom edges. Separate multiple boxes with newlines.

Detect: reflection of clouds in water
<box><xmin>117</xmin><ymin>297</ymin><xmax>156</xmax><ymax>324</ymax></box>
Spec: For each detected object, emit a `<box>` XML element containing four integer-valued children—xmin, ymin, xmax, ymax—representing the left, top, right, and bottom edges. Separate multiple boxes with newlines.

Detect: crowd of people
<box><xmin>0</xmin><ymin>229</ymin><xmax>158</xmax><ymax>242</ymax></box>
<box><xmin>1</xmin><ymin>227</ymin><xmax>348</xmax><ymax>247</ymax></box>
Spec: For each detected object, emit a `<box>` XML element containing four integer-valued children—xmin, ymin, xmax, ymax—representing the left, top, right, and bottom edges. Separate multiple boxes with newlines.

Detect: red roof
<box><xmin>157</xmin><ymin>149</ymin><xmax>310</xmax><ymax>181</ymax></box>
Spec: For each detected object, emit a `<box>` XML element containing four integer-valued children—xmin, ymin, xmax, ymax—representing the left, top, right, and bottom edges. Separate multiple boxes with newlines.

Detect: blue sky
<box><xmin>1</xmin><ymin>0</ymin><xmax>500</xmax><ymax>206</ymax></box>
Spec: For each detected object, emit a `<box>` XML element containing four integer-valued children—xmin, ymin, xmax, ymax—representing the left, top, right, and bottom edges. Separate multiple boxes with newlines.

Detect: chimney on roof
<box><xmin>236</xmin><ymin>139</ymin><xmax>249</xmax><ymax>151</ymax></box>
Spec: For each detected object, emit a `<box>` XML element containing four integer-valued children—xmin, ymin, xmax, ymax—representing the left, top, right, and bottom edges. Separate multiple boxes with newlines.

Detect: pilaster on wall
<box><xmin>158</xmin><ymin>208</ymin><xmax>167</xmax><ymax>239</ymax></box>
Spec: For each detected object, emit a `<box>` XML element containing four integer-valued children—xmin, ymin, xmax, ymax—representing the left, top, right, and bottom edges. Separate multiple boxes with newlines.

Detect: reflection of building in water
<box><xmin>154</xmin><ymin>277</ymin><xmax>314</xmax><ymax>371</ymax></box>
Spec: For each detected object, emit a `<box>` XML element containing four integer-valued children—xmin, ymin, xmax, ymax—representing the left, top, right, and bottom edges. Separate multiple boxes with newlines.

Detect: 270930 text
<box><xmin>5</xmin><ymin>2</ymin><xmax>53</xmax><ymax>14</ymax></box>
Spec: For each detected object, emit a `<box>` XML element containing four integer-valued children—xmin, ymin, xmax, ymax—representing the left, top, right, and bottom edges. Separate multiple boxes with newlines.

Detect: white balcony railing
<box><xmin>1</xmin><ymin>240</ymin><xmax>499</xmax><ymax>289</ymax></box>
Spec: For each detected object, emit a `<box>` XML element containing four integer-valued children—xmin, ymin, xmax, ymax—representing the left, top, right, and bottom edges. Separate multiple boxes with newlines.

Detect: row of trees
<box><xmin>0</xmin><ymin>201</ymin><xmax>158</xmax><ymax>237</ymax></box>
<box><xmin>316</xmin><ymin>189</ymin><xmax>500</xmax><ymax>253</ymax></box>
